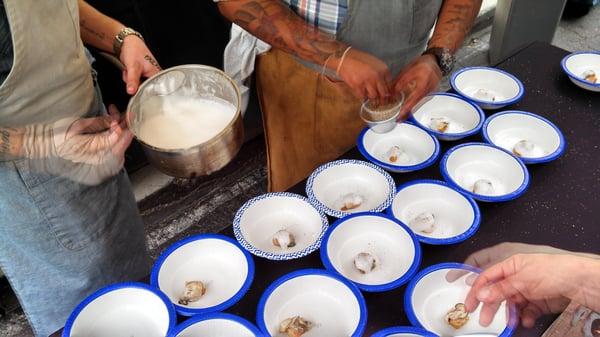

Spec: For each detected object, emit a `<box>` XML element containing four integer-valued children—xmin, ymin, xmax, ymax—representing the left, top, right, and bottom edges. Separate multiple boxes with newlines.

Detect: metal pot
<box><xmin>126</xmin><ymin>65</ymin><xmax>244</xmax><ymax>178</ymax></box>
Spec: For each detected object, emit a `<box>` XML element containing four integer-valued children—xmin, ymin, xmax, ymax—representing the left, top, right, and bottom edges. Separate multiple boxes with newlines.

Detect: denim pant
<box><xmin>0</xmin><ymin>84</ymin><xmax>151</xmax><ymax>336</ymax></box>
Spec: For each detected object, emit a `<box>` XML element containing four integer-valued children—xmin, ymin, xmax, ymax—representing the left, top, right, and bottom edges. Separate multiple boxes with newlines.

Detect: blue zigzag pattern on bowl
<box><xmin>233</xmin><ymin>192</ymin><xmax>329</xmax><ymax>261</ymax></box>
<box><xmin>306</xmin><ymin>159</ymin><xmax>397</xmax><ymax>218</ymax></box>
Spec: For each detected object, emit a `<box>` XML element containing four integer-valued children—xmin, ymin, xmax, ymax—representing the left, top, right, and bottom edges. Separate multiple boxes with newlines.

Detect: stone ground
<box><xmin>1</xmin><ymin>4</ymin><xmax>599</xmax><ymax>336</ymax></box>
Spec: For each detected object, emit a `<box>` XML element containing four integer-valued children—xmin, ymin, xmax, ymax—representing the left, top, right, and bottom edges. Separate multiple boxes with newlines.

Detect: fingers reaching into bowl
<box><xmin>463</xmin><ymin>253</ymin><xmax>595</xmax><ymax>328</ymax></box>
<box><xmin>394</xmin><ymin>55</ymin><xmax>443</xmax><ymax>121</ymax></box>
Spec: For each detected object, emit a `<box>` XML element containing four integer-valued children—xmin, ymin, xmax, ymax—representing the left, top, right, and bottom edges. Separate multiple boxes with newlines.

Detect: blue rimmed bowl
<box><xmin>151</xmin><ymin>234</ymin><xmax>254</xmax><ymax>316</ymax></box>
<box><xmin>482</xmin><ymin>110</ymin><xmax>566</xmax><ymax>164</ymax></box>
<box><xmin>63</xmin><ymin>282</ymin><xmax>176</xmax><ymax>337</ymax></box>
<box><xmin>440</xmin><ymin>143</ymin><xmax>530</xmax><ymax>202</ymax></box>
<box><xmin>357</xmin><ymin>122</ymin><xmax>440</xmax><ymax>172</ymax></box>
<box><xmin>404</xmin><ymin>263</ymin><xmax>516</xmax><ymax>337</ymax></box>
<box><xmin>320</xmin><ymin>212</ymin><xmax>421</xmax><ymax>292</ymax></box>
<box><xmin>371</xmin><ymin>326</ymin><xmax>439</xmax><ymax>337</ymax></box>
<box><xmin>169</xmin><ymin>312</ymin><xmax>261</xmax><ymax>337</ymax></box>
<box><xmin>387</xmin><ymin>180</ymin><xmax>480</xmax><ymax>245</ymax></box>
<box><xmin>233</xmin><ymin>192</ymin><xmax>329</xmax><ymax>261</ymax></box>
<box><xmin>410</xmin><ymin>93</ymin><xmax>485</xmax><ymax>141</ymax></box>
<box><xmin>257</xmin><ymin>269</ymin><xmax>367</xmax><ymax>337</ymax></box>
<box><xmin>561</xmin><ymin>51</ymin><xmax>600</xmax><ymax>92</ymax></box>
<box><xmin>450</xmin><ymin>67</ymin><xmax>525</xmax><ymax>110</ymax></box>
<box><xmin>306</xmin><ymin>159</ymin><xmax>396</xmax><ymax>218</ymax></box>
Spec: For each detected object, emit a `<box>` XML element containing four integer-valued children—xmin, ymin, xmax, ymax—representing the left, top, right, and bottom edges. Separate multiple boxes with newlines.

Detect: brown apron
<box><xmin>257</xmin><ymin>0</ymin><xmax>443</xmax><ymax>191</ymax></box>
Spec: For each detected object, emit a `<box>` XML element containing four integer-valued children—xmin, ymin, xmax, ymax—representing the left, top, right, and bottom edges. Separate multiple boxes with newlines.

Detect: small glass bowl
<box><xmin>359</xmin><ymin>93</ymin><xmax>404</xmax><ymax>134</ymax></box>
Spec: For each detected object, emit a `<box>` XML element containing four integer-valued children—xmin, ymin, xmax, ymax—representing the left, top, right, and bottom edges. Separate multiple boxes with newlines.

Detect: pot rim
<box><xmin>125</xmin><ymin>64</ymin><xmax>243</xmax><ymax>154</ymax></box>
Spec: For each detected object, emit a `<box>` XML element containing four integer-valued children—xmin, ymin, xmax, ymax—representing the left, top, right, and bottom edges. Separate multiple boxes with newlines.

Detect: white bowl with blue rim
<box><xmin>257</xmin><ymin>268</ymin><xmax>367</xmax><ymax>337</ymax></box>
<box><xmin>451</xmin><ymin>67</ymin><xmax>525</xmax><ymax>110</ymax></box>
<box><xmin>151</xmin><ymin>234</ymin><xmax>254</xmax><ymax>316</ymax></box>
<box><xmin>440</xmin><ymin>143</ymin><xmax>529</xmax><ymax>202</ymax></box>
<box><xmin>169</xmin><ymin>312</ymin><xmax>261</xmax><ymax>337</ymax></box>
<box><xmin>561</xmin><ymin>51</ymin><xmax>600</xmax><ymax>92</ymax></box>
<box><xmin>63</xmin><ymin>282</ymin><xmax>176</xmax><ymax>337</ymax></box>
<box><xmin>233</xmin><ymin>192</ymin><xmax>328</xmax><ymax>261</ymax></box>
<box><xmin>387</xmin><ymin>180</ymin><xmax>480</xmax><ymax>245</ymax></box>
<box><xmin>320</xmin><ymin>212</ymin><xmax>421</xmax><ymax>292</ymax></box>
<box><xmin>410</xmin><ymin>93</ymin><xmax>485</xmax><ymax>141</ymax></box>
<box><xmin>306</xmin><ymin>159</ymin><xmax>396</xmax><ymax>218</ymax></box>
<box><xmin>357</xmin><ymin>122</ymin><xmax>440</xmax><ymax>172</ymax></box>
<box><xmin>482</xmin><ymin>110</ymin><xmax>566</xmax><ymax>164</ymax></box>
<box><xmin>371</xmin><ymin>326</ymin><xmax>439</xmax><ymax>337</ymax></box>
<box><xmin>404</xmin><ymin>263</ymin><xmax>516</xmax><ymax>337</ymax></box>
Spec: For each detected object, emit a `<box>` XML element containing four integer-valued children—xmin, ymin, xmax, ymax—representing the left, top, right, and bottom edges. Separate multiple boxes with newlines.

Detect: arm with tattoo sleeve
<box><xmin>0</xmin><ymin>127</ymin><xmax>24</xmax><ymax>160</ymax></box>
<box><xmin>218</xmin><ymin>1</ymin><xmax>348</xmax><ymax>72</ymax></box>
<box><xmin>217</xmin><ymin>0</ymin><xmax>392</xmax><ymax>100</ymax></box>
<box><xmin>428</xmin><ymin>0</ymin><xmax>483</xmax><ymax>52</ymax></box>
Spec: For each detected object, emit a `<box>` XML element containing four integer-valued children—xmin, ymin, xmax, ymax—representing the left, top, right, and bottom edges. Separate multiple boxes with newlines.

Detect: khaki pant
<box><xmin>256</xmin><ymin>50</ymin><xmax>364</xmax><ymax>192</ymax></box>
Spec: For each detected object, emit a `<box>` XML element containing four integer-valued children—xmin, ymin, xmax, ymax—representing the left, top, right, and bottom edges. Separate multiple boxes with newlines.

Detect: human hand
<box><xmin>23</xmin><ymin>105</ymin><xmax>133</xmax><ymax>185</ymax></box>
<box><xmin>119</xmin><ymin>35</ymin><xmax>162</xmax><ymax>95</ymax></box>
<box><xmin>465</xmin><ymin>253</ymin><xmax>578</xmax><ymax>329</ymax></box>
<box><xmin>336</xmin><ymin>48</ymin><xmax>393</xmax><ymax>102</ymax></box>
<box><xmin>393</xmin><ymin>54</ymin><xmax>442</xmax><ymax>121</ymax></box>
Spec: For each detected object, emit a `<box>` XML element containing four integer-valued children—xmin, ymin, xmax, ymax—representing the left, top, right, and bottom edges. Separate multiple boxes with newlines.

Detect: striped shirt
<box><xmin>282</xmin><ymin>0</ymin><xmax>348</xmax><ymax>35</ymax></box>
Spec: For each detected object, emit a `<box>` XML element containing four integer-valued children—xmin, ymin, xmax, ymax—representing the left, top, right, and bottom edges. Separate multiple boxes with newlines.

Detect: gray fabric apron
<box><xmin>0</xmin><ymin>1</ymin><xmax>150</xmax><ymax>336</ymax></box>
<box><xmin>298</xmin><ymin>0</ymin><xmax>443</xmax><ymax>77</ymax></box>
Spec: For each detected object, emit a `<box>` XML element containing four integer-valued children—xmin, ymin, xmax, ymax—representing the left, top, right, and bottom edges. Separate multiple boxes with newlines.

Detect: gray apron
<box><xmin>298</xmin><ymin>0</ymin><xmax>443</xmax><ymax>77</ymax></box>
<box><xmin>0</xmin><ymin>1</ymin><xmax>150</xmax><ymax>336</ymax></box>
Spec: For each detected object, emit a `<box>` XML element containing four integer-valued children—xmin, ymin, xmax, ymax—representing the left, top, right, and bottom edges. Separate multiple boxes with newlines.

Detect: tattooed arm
<box><xmin>78</xmin><ymin>1</ymin><xmax>161</xmax><ymax>94</ymax></box>
<box><xmin>0</xmin><ymin>127</ymin><xmax>23</xmax><ymax>159</ymax></box>
<box><xmin>78</xmin><ymin>0</ymin><xmax>124</xmax><ymax>54</ymax></box>
<box><xmin>392</xmin><ymin>0</ymin><xmax>482</xmax><ymax>117</ymax></box>
<box><xmin>218</xmin><ymin>0</ymin><xmax>392</xmax><ymax>100</ymax></box>
<box><xmin>428</xmin><ymin>0</ymin><xmax>483</xmax><ymax>52</ymax></box>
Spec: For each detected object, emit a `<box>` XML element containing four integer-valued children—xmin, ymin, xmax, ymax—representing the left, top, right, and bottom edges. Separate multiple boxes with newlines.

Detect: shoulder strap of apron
<box><xmin>0</xmin><ymin>0</ymin><xmax>94</xmax><ymax>127</ymax></box>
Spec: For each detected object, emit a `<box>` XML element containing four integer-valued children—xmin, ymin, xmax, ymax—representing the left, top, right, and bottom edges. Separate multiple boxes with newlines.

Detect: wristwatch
<box><xmin>423</xmin><ymin>47</ymin><xmax>456</xmax><ymax>76</ymax></box>
<box><xmin>113</xmin><ymin>27</ymin><xmax>144</xmax><ymax>57</ymax></box>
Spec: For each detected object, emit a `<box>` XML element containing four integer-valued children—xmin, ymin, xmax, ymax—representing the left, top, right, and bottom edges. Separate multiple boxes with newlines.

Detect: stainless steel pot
<box><xmin>126</xmin><ymin>65</ymin><xmax>244</xmax><ymax>178</ymax></box>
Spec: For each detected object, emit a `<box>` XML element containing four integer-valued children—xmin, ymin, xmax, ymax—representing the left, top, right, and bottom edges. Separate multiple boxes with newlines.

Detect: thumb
<box><xmin>125</xmin><ymin>63</ymin><xmax>142</xmax><ymax>95</ymax></box>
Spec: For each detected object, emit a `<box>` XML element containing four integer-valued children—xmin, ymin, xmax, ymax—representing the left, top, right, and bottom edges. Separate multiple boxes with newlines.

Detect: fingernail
<box><xmin>477</xmin><ymin>287</ymin><xmax>491</xmax><ymax>301</ymax></box>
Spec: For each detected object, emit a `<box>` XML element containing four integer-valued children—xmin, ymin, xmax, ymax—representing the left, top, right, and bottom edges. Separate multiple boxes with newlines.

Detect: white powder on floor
<box><xmin>138</xmin><ymin>95</ymin><xmax>237</xmax><ymax>150</ymax></box>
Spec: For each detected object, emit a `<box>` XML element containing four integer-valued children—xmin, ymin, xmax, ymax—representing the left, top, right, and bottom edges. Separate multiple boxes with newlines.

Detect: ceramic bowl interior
<box><xmin>66</xmin><ymin>284</ymin><xmax>173</xmax><ymax>337</ymax></box>
<box><xmin>390</xmin><ymin>182</ymin><xmax>478</xmax><ymax>244</ymax></box>
<box><xmin>412</xmin><ymin>94</ymin><xmax>483</xmax><ymax>137</ymax></box>
<box><xmin>407</xmin><ymin>265</ymin><xmax>511</xmax><ymax>337</ymax></box>
<box><xmin>562</xmin><ymin>52</ymin><xmax>600</xmax><ymax>91</ymax></box>
<box><xmin>323</xmin><ymin>214</ymin><xmax>418</xmax><ymax>290</ymax></box>
<box><xmin>155</xmin><ymin>237</ymin><xmax>251</xmax><ymax>313</ymax></box>
<box><xmin>308</xmin><ymin>160</ymin><xmax>395</xmax><ymax>217</ymax></box>
<box><xmin>235</xmin><ymin>193</ymin><xmax>327</xmax><ymax>258</ymax></box>
<box><xmin>371</xmin><ymin>326</ymin><xmax>439</xmax><ymax>337</ymax></box>
<box><xmin>359</xmin><ymin>123</ymin><xmax>438</xmax><ymax>169</ymax></box>
<box><xmin>173</xmin><ymin>313</ymin><xmax>260</xmax><ymax>337</ymax></box>
<box><xmin>453</xmin><ymin>68</ymin><xmax>522</xmax><ymax>105</ymax></box>
<box><xmin>484</xmin><ymin>112</ymin><xmax>563</xmax><ymax>161</ymax></box>
<box><xmin>444</xmin><ymin>144</ymin><xmax>527</xmax><ymax>199</ymax></box>
<box><xmin>260</xmin><ymin>271</ymin><xmax>364</xmax><ymax>337</ymax></box>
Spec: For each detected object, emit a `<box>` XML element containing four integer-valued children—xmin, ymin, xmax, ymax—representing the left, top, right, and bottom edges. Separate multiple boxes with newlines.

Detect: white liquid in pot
<box><xmin>138</xmin><ymin>95</ymin><xmax>237</xmax><ymax>150</ymax></box>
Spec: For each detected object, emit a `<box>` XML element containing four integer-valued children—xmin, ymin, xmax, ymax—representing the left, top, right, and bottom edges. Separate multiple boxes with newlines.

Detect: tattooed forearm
<box><xmin>218</xmin><ymin>0</ymin><xmax>347</xmax><ymax>67</ymax></box>
<box><xmin>0</xmin><ymin>127</ymin><xmax>23</xmax><ymax>158</ymax></box>
<box><xmin>428</xmin><ymin>0</ymin><xmax>483</xmax><ymax>52</ymax></box>
<box><xmin>144</xmin><ymin>55</ymin><xmax>162</xmax><ymax>71</ymax></box>
<box><xmin>80</xmin><ymin>19</ymin><xmax>106</xmax><ymax>41</ymax></box>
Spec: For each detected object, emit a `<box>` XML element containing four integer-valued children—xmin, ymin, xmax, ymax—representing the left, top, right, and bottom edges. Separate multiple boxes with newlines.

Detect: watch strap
<box><xmin>113</xmin><ymin>27</ymin><xmax>144</xmax><ymax>57</ymax></box>
<box><xmin>423</xmin><ymin>47</ymin><xmax>456</xmax><ymax>76</ymax></box>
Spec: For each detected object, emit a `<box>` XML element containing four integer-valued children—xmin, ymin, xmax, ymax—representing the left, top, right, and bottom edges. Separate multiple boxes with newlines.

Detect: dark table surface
<box><xmin>55</xmin><ymin>42</ymin><xmax>600</xmax><ymax>336</ymax></box>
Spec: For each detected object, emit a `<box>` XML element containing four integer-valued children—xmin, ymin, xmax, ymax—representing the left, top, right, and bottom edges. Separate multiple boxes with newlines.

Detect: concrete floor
<box><xmin>1</xmin><ymin>4</ymin><xmax>599</xmax><ymax>337</ymax></box>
